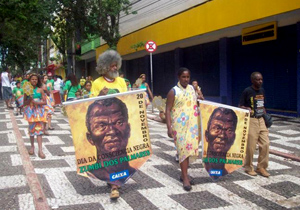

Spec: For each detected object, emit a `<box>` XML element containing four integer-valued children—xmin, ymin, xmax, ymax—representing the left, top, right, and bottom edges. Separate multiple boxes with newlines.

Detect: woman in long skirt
<box><xmin>23</xmin><ymin>74</ymin><xmax>47</xmax><ymax>159</ymax></box>
<box><xmin>166</xmin><ymin>67</ymin><xmax>200</xmax><ymax>191</ymax></box>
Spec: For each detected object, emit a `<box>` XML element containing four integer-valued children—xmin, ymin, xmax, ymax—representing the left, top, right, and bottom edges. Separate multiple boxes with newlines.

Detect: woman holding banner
<box><xmin>166</xmin><ymin>67</ymin><xmax>200</xmax><ymax>191</ymax></box>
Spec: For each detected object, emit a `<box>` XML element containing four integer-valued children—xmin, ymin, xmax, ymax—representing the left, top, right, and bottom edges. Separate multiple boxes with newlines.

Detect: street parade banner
<box><xmin>199</xmin><ymin>100</ymin><xmax>250</xmax><ymax>180</ymax></box>
<box><xmin>63</xmin><ymin>89</ymin><xmax>152</xmax><ymax>186</ymax></box>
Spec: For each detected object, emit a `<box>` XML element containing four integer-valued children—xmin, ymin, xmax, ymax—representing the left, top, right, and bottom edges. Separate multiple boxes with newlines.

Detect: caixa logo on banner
<box><xmin>209</xmin><ymin>169</ymin><xmax>223</xmax><ymax>176</ymax></box>
<box><xmin>110</xmin><ymin>170</ymin><xmax>130</xmax><ymax>181</ymax></box>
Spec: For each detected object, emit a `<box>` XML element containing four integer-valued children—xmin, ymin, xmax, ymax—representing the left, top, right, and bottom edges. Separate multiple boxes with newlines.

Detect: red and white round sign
<box><xmin>145</xmin><ymin>40</ymin><xmax>157</xmax><ymax>53</ymax></box>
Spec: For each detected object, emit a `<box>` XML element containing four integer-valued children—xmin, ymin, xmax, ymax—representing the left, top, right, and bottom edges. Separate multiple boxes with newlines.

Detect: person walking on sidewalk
<box><xmin>23</xmin><ymin>74</ymin><xmax>47</xmax><ymax>159</ymax></box>
<box><xmin>1</xmin><ymin>67</ymin><xmax>13</xmax><ymax>109</ymax></box>
<box><xmin>135</xmin><ymin>74</ymin><xmax>153</xmax><ymax>107</ymax></box>
<box><xmin>81</xmin><ymin>81</ymin><xmax>92</xmax><ymax>98</ymax></box>
<box><xmin>63</xmin><ymin>73</ymin><xmax>81</xmax><ymax>101</ymax></box>
<box><xmin>165</xmin><ymin>67</ymin><xmax>200</xmax><ymax>191</ymax></box>
<box><xmin>239</xmin><ymin>72</ymin><xmax>270</xmax><ymax>178</ymax></box>
<box><xmin>89</xmin><ymin>49</ymin><xmax>128</xmax><ymax>200</ymax></box>
<box><xmin>12</xmin><ymin>81</ymin><xmax>24</xmax><ymax>115</ymax></box>
<box><xmin>191</xmin><ymin>79</ymin><xmax>204</xmax><ymax>100</ymax></box>
<box><xmin>41</xmin><ymin>74</ymin><xmax>54</xmax><ymax>135</ymax></box>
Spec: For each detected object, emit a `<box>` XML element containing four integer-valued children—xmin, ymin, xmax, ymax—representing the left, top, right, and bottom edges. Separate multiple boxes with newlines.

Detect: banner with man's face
<box><xmin>199</xmin><ymin>100</ymin><xmax>250</xmax><ymax>180</ymax></box>
<box><xmin>64</xmin><ymin>90</ymin><xmax>152</xmax><ymax>186</ymax></box>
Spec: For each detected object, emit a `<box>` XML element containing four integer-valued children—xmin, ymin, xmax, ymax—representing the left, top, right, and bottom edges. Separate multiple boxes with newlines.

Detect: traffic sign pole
<box><xmin>150</xmin><ymin>52</ymin><xmax>153</xmax><ymax>113</ymax></box>
<box><xmin>145</xmin><ymin>40</ymin><xmax>157</xmax><ymax>113</ymax></box>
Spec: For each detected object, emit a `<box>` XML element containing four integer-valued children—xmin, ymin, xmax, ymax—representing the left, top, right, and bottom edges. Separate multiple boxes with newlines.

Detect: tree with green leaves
<box><xmin>88</xmin><ymin>0</ymin><xmax>136</xmax><ymax>50</ymax></box>
<box><xmin>51</xmin><ymin>17</ymin><xmax>68</xmax><ymax>66</ymax></box>
<box><xmin>0</xmin><ymin>0</ymin><xmax>55</xmax><ymax>73</ymax></box>
<box><xmin>51</xmin><ymin>0</ymin><xmax>95</xmax><ymax>74</ymax></box>
<box><xmin>0</xmin><ymin>0</ymin><xmax>136</xmax><ymax>74</ymax></box>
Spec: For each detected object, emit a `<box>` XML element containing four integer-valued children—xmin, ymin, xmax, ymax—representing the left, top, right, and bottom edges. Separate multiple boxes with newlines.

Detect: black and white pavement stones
<box><xmin>1</xmin><ymin>102</ymin><xmax>300</xmax><ymax>209</ymax></box>
<box><xmin>0</xmin><ymin>108</ymin><xmax>32</xmax><ymax>210</ymax></box>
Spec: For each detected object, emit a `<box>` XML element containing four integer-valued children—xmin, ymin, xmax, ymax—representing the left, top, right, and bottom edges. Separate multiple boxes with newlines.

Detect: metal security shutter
<box><xmin>231</xmin><ymin>25</ymin><xmax>297</xmax><ymax>111</ymax></box>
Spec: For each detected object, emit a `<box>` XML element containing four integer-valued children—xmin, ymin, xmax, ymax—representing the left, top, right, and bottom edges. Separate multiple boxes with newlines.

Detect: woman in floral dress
<box><xmin>165</xmin><ymin>67</ymin><xmax>200</xmax><ymax>191</ymax></box>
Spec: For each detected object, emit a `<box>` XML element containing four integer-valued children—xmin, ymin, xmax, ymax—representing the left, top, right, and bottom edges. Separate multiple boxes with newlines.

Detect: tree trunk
<box><xmin>67</xmin><ymin>50</ymin><xmax>72</xmax><ymax>75</ymax></box>
<box><xmin>72</xmin><ymin>35</ymin><xmax>75</xmax><ymax>75</ymax></box>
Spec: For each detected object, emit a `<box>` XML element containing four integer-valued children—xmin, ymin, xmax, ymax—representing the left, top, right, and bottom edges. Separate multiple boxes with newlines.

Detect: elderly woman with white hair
<box><xmin>90</xmin><ymin>50</ymin><xmax>127</xmax><ymax>97</ymax></box>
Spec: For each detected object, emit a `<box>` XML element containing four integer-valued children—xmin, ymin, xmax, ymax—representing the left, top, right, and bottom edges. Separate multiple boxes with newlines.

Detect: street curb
<box><xmin>269</xmin><ymin>149</ymin><xmax>300</xmax><ymax>162</ymax></box>
<box><xmin>9</xmin><ymin>110</ymin><xmax>50</xmax><ymax>210</ymax></box>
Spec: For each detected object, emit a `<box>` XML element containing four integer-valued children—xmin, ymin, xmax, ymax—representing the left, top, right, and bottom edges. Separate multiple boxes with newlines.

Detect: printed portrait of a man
<box><xmin>204</xmin><ymin>107</ymin><xmax>238</xmax><ymax>176</ymax></box>
<box><xmin>85</xmin><ymin>97</ymin><xmax>136</xmax><ymax>184</ymax></box>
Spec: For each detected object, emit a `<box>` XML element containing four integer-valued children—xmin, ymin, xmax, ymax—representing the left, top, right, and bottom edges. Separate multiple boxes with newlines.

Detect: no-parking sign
<box><xmin>145</xmin><ymin>41</ymin><xmax>157</xmax><ymax>53</ymax></box>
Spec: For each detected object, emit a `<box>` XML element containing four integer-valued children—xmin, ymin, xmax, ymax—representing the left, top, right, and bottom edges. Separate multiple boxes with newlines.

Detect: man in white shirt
<box><xmin>54</xmin><ymin>75</ymin><xmax>64</xmax><ymax>103</ymax></box>
<box><xmin>1</xmin><ymin>67</ymin><xmax>13</xmax><ymax>109</ymax></box>
<box><xmin>53</xmin><ymin>75</ymin><xmax>62</xmax><ymax>91</ymax></box>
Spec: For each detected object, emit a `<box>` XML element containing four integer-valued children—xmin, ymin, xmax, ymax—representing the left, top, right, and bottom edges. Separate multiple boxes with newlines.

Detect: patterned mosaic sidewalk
<box><xmin>0</xmin><ymin>101</ymin><xmax>300</xmax><ymax>209</ymax></box>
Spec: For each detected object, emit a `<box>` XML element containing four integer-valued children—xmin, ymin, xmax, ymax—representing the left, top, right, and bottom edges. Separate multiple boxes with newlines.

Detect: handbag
<box><xmin>262</xmin><ymin>113</ymin><xmax>273</xmax><ymax>128</ymax></box>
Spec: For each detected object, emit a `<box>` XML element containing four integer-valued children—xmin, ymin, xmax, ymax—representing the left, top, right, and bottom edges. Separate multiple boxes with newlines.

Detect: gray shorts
<box><xmin>2</xmin><ymin>86</ymin><xmax>13</xmax><ymax>100</ymax></box>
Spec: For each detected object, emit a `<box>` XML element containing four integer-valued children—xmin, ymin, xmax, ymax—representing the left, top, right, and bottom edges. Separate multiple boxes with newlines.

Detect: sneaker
<box><xmin>255</xmin><ymin>168</ymin><xmax>270</xmax><ymax>177</ymax></box>
<box><xmin>110</xmin><ymin>188</ymin><xmax>119</xmax><ymax>200</ymax></box>
<box><xmin>175</xmin><ymin>153</ymin><xmax>179</xmax><ymax>162</ymax></box>
<box><xmin>245</xmin><ymin>170</ymin><xmax>257</xmax><ymax>176</ymax></box>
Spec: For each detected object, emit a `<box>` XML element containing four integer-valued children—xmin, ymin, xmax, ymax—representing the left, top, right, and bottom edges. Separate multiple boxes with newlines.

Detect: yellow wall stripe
<box><xmin>96</xmin><ymin>0</ymin><xmax>300</xmax><ymax>58</ymax></box>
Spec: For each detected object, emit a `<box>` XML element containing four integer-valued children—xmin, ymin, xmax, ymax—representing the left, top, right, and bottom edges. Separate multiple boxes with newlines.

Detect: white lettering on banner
<box><xmin>209</xmin><ymin>170</ymin><xmax>222</xmax><ymax>175</ymax></box>
<box><xmin>112</xmin><ymin>171</ymin><xmax>127</xmax><ymax>179</ymax></box>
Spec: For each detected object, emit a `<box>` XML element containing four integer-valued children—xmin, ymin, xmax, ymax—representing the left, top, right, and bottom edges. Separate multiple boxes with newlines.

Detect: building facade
<box><xmin>95</xmin><ymin>0</ymin><xmax>300</xmax><ymax>116</ymax></box>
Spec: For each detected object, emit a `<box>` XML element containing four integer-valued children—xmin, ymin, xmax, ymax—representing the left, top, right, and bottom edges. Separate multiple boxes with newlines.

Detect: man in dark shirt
<box><xmin>239</xmin><ymin>72</ymin><xmax>270</xmax><ymax>177</ymax></box>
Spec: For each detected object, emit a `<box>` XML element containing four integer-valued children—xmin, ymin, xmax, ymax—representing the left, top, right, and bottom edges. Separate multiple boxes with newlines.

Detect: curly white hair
<box><xmin>95</xmin><ymin>50</ymin><xmax>122</xmax><ymax>75</ymax></box>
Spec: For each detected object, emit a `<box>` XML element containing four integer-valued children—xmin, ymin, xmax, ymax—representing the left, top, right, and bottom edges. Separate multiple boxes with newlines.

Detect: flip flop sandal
<box><xmin>183</xmin><ymin>184</ymin><xmax>192</xmax><ymax>191</ymax></box>
<box><xmin>180</xmin><ymin>176</ymin><xmax>195</xmax><ymax>185</ymax></box>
